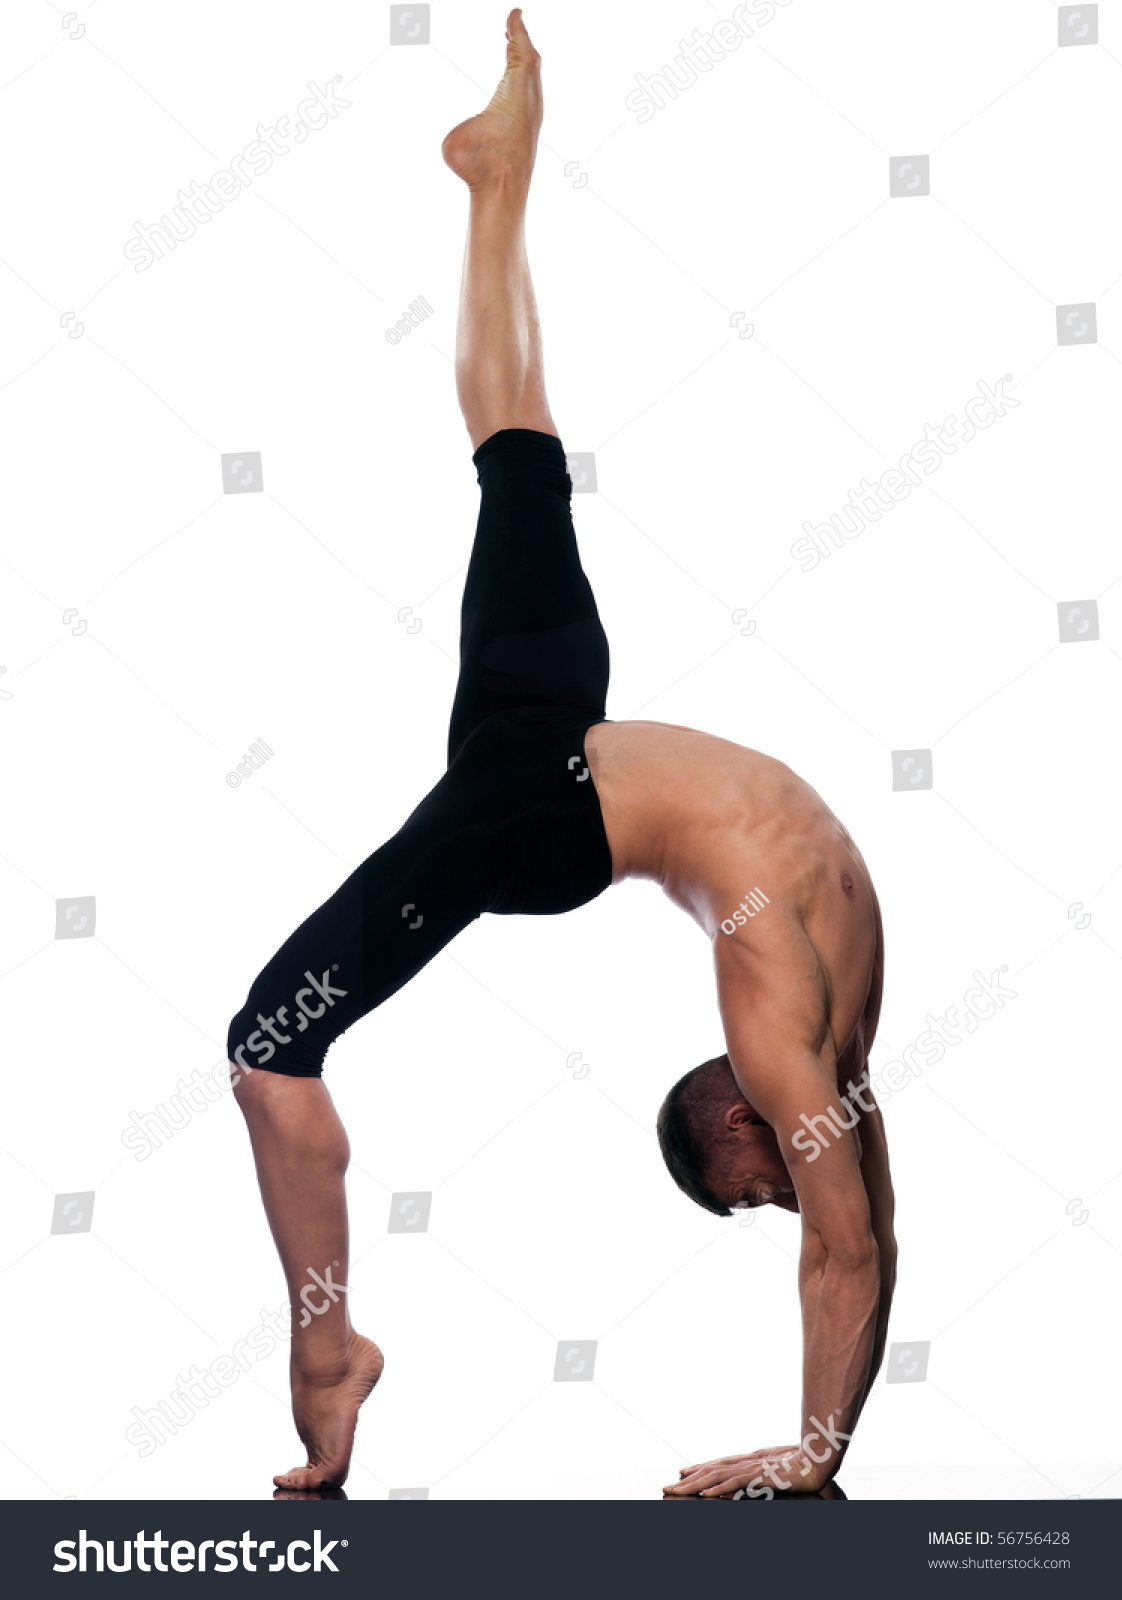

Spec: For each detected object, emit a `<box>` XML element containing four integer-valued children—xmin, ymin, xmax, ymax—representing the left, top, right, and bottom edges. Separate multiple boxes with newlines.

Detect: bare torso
<box><xmin>584</xmin><ymin>719</ymin><xmax>884</xmax><ymax>1068</ymax></box>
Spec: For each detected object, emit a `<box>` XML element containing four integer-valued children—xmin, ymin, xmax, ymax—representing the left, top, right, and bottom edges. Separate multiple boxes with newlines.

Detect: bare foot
<box><xmin>442</xmin><ymin>8</ymin><xmax>543</xmax><ymax>188</ymax></box>
<box><xmin>273</xmin><ymin>1333</ymin><xmax>384</xmax><ymax>1491</ymax></box>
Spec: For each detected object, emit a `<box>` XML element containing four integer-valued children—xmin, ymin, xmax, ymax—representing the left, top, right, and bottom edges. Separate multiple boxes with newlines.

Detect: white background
<box><xmin>0</xmin><ymin>0</ymin><xmax>1119</xmax><ymax>1501</ymax></box>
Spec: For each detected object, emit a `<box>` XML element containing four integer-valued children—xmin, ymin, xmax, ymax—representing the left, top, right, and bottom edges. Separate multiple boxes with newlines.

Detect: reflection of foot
<box><xmin>442</xmin><ymin>8</ymin><xmax>542</xmax><ymax>188</ymax></box>
<box><xmin>273</xmin><ymin>1334</ymin><xmax>384</xmax><ymax>1491</ymax></box>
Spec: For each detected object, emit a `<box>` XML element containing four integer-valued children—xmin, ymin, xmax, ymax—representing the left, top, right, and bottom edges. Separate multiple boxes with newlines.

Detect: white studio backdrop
<box><xmin>1</xmin><ymin>0</ymin><xmax>1119</xmax><ymax>1501</ymax></box>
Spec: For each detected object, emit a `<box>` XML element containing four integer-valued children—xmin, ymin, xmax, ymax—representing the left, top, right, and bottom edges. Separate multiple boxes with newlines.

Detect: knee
<box><xmin>227</xmin><ymin>997</ymin><xmax>331</xmax><ymax>1081</ymax></box>
<box><xmin>229</xmin><ymin>1056</ymin><xmax>252</xmax><ymax>1098</ymax></box>
<box><xmin>228</xmin><ymin>1058</ymin><xmax>287</xmax><ymax>1130</ymax></box>
<box><xmin>229</xmin><ymin>1057</ymin><xmax>329</xmax><ymax>1123</ymax></box>
<box><xmin>229</xmin><ymin>1056</ymin><xmax>267</xmax><ymax>1121</ymax></box>
<box><xmin>227</xmin><ymin>1007</ymin><xmax>283</xmax><ymax>1086</ymax></box>
<box><xmin>228</xmin><ymin>1054</ymin><xmax>294</xmax><ymax>1107</ymax></box>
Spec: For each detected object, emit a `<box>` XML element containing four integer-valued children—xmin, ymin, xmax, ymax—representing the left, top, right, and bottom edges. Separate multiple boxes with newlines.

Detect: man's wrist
<box><xmin>756</xmin><ymin>1449</ymin><xmax>833</xmax><ymax>1494</ymax></box>
<box><xmin>795</xmin><ymin>1411</ymin><xmax>851</xmax><ymax>1481</ymax></box>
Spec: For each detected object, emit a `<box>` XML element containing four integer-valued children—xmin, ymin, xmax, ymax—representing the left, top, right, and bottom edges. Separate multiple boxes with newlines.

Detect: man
<box><xmin>228</xmin><ymin>10</ymin><xmax>893</xmax><ymax>1497</ymax></box>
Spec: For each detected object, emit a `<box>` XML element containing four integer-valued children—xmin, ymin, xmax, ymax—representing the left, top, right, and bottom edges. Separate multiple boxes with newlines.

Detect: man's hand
<box><xmin>663</xmin><ymin>1446</ymin><xmax>831</xmax><ymax>1499</ymax></box>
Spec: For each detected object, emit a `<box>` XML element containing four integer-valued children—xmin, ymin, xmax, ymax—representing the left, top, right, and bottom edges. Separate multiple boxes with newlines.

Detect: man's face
<box><xmin>708</xmin><ymin>1101</ymin><xmax>800</xmax><ymax>1213</ymax></box>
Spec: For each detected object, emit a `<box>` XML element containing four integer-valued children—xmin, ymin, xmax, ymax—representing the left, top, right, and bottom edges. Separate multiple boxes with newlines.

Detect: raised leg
<box><xmin>443</xmin><ymin>9</ymin><xmax>555</xmax><ymax>450</ymax></box>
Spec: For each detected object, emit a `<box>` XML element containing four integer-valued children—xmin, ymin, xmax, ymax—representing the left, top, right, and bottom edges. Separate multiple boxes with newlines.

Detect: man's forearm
<box><xmin>795</xmin><ymin>1242</ymin><xmax>880</xmax><ymax>1486</ymax></box>
<box><xmin>855</xmin><ymin>1241</ymin><xmax>897</xmax><ymax>1418</ymax></box>
<box><xmin>853</xmin><ymin>1099</ymin><xmax>897</xmax><ymax>1416</ymax></box>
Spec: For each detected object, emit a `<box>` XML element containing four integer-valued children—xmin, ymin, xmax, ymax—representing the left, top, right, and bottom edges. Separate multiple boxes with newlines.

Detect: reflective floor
<box><xmin>99</xmin><ymin>1465</ymin><xmax>1119</xmax><ymax>1501</ymax></box>
<box><xmin>272</xmin><ymin>1476</ymin><xmax>854</xmax><ymax>1502</ymax></box>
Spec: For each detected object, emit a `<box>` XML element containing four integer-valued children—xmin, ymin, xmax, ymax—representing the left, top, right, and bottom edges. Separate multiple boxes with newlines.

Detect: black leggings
<box><xmin>226</xmin><ymin>429</ymin><xmax>613</xmax><ymax>1077</ymax></box>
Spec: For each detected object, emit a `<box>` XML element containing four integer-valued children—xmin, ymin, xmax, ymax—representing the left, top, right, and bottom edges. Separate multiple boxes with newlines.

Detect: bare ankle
<box><xmin>291</xmin><ymin>1330</ymin><xmax>354</xmax><ymax>1382</ymax></box>
<box><xmin>468</xmin><ymin>164</ymin><xmax>532</xmax><ymax>202</ymax></box>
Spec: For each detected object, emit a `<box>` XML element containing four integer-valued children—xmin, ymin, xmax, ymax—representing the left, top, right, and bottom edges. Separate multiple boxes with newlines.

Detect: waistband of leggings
<box><xmin>472</xmin><ymin>427</ymin><xmax>570</xmax><ymax>484</ymax></box>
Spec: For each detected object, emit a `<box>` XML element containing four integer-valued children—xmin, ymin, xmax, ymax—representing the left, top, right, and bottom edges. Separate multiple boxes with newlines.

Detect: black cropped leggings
<box><xmin>226</xmin><ymin>429</ymin><xmax>613</xmax><ymax>1077</ymax></box>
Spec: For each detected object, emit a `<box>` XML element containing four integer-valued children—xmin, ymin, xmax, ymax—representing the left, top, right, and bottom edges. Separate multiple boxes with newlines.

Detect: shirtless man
<box><xmin>228</xmin><ymin>10</ymin><xmax>893</xmax><ymax>1498</ymax></box>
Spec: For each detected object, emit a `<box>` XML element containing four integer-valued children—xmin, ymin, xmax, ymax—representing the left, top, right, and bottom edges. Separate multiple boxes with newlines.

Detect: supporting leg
<box><xmin>233</xmin><ymin>1067</ymin><xmax>383</xmax><ymax>1490</ymax></box>
<box><xmin>443</xmin><ymin>9</ymin><xmax>556</xmax><ymax>450</ymax></box>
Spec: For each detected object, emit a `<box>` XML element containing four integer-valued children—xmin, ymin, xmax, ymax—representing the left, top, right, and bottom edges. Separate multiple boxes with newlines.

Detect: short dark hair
<box><xmin>656</xmin><ymin>1054</ymin><xmax>740</xmax><ymax>1217</ymax></box>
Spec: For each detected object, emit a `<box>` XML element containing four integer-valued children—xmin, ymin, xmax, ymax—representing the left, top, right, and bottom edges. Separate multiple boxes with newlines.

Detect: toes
<box><xmin>506</xmin><ymin>9</ymin><xmax>539</xmax><ymax>61</ymax></box>
<box><xmin>274</xmin><ymin>1465</ymin><xmax>313</xmax><ymax>1489</ymax></box>
<box><xmin>275</xmin><ymin>1462</ymin><xmax>346</xmax><ymax>1491</ymax></box>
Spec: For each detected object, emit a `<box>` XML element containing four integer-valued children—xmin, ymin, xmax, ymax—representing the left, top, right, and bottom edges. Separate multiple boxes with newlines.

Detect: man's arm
<box><xmin>781</xmin><ymin>1083</ymin><xmax>880</xmax><ymax>1488</ymax></box>
<box><xmin>840</xmin><ymin>905</ymin><xmax>895</xmax><ymax>1414</ymax></box>
<box><xmin>715</xmin><ymin>927</ymin><xmax>879</xmax><ymax>1490</ymax></box>
<box><xmin>850</xmin><ymin>1086</ymin><xmax>896</xmax><ymax>1414</ymax></box>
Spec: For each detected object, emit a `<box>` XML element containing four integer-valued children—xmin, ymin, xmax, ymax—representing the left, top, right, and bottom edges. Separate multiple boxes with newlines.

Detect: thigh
<box><xmin>448</xmin><ymin>428</ymin><xmax>610</xmax><ymax>765</ymax></box>
<box><xmin>226</xmin><ymin>784</ymin><xmax>492</xmax><ymax>1078</ymax></box>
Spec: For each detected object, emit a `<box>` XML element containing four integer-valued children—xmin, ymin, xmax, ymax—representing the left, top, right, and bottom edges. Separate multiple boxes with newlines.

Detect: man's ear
<box><xmin>724</xmin><ymin>1099</ymin><xmax>756</xmax><ymax>1131</ymax></box>
<box><xmin>725</xmin><ymin>1098</ymin><xmax>770</xmax><ymax>1131</ymax></box>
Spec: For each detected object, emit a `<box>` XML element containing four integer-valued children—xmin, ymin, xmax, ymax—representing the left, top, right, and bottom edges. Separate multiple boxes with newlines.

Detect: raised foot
<box><xmin>442</xmin><ymin>7</ymin><xmax>542</xmax><ymax>188</ymax></box>
<box><xmin>273</xmin><ymin>1333</ymin><xmax>384</xmax><ymax>1491</ymax></box>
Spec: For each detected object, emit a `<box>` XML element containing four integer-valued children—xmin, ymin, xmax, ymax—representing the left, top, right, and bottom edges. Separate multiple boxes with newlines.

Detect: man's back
<box><xmin>584</xmin><ymin>718</ymin><xmax>883</xmax><ymax>1064</ymax></box>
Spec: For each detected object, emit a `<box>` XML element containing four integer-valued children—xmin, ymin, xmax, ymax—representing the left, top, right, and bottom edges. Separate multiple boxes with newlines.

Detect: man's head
<box><xmin>656</xmin><ymin>1054</ymin><xmax>798</xmax><ymax>1216</ymax></box>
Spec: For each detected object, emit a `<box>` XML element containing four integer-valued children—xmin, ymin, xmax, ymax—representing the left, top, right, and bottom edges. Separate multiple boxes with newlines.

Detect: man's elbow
<box><xmin>824</xmin><ymin>1240</ymin><xmax>881</xmax><ymax>1314</ymax></box>
<box><xmin>817</xmin><ymin>1229</ymin><xmax>880</xmax><ymax>1277</ymax></box>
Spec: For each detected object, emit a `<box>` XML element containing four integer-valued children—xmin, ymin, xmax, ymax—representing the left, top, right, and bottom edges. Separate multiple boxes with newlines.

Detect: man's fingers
<box><xmin>666</xmin><ymin>1449</ymin><xmax>819</xmax><ymax>1500</ymax></box>
<box><xmin>676</xmin><ymin>1469</ymin><xmax>728</xmax><ymax>1493</ymax></box>
<box><xmin>671</xmin><ymin>1460</ymin><xmax>743</xmax><ymax>1485</ymax></box>
<box><xmin>666</xmin><ymin>1454</ymin><xmax>781</xmax><ymax>1495</ymax></box>
<box><xmin>702</xmin><ymin>1477</ymin><xmax>751</xmax><ymax>1498</ymax></box>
